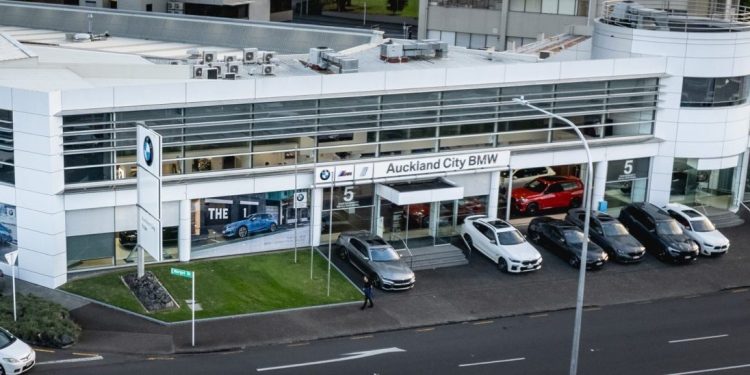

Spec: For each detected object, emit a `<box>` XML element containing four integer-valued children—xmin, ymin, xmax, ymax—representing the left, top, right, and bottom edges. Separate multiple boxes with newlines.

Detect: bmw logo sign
<box><xmin>143</xmin><ymin>136</ymin><xmax>154</xmax><ymax>166</ymax></box>
<box><xmin>319</xmin><ymin>169</ymin><xmax>331</xmax><ymax>181</ymax></box>
<box><xmin>296</xmin><ymin>193</ymin><xmax>305</xmax><ymax>201</ymax></box>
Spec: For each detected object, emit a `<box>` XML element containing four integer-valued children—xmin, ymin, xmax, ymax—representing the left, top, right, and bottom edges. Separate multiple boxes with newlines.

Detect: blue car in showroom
<box><xmin>222</xmin><ymin>213</ymin><xmax>278</xmax><ymax>239</ymax></box>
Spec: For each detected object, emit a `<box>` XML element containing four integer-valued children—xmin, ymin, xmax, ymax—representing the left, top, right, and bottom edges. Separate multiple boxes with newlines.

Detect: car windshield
<box><xmin>690</xmin><ymin>219</ymin><xmax>715</xmax><ymax>232</ymax></box>
<box><xmin>497</xmin><ymin>230</ymin><xmax>526</xmax><ymax>245</ymax></box>
<box><xmin>0</xmin><ymin>329</ymin><xmax>16</xmax><ymax>349</ymax></box>
<box><xmin>602</xmin><ymin>222</ymin><xmax>629</xmax><ymax>236</ymax></box>
<box><xmin>562</xmin><ymin>230</ymin><xmax>585</xmax><ymax>245</ymax></box>
<box><xmin>657</xmin><ymin>220</ymin><xmax>683</xmax><ymax>235</ymax></box>
<box><xmin>370</xmin><ymin>247</ymin><xmax>401</xmax><ymax>262</ymax></box>
<box><xmin>524</xmin><ymin>180</ymin><xmax>547</xmax><ymax>193</ymax></box>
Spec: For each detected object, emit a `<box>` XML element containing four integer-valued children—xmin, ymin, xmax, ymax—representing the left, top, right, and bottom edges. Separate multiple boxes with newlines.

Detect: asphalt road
<box><xmin>33</xmin><ymin>289</ymin><xmax>750</xmax><ymax>374</ymax></box>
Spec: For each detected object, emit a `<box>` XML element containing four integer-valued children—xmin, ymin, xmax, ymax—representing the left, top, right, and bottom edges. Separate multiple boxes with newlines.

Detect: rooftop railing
<box><xmin>600</xmin><ymin>0</ymin><xmax>750</xmax><ymax>32</ymax></box>
<box><xmin>431</xmin><ymin>0</ymin><xmax>503</xmax><ymax>10</ymax></box>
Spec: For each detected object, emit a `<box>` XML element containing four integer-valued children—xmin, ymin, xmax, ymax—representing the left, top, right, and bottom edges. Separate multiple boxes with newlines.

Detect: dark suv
<box><xmin>618</xmin><ymin>203</ymin><xmax>699</xmax><ymax>263</ymax></box>
<box><xmin>511</xmin><ymin>176</ymin><xmax>583</xmax><ymax>215</ymax></box>
<box><xmin>564</xmin><ymin>209</ymin><xmax>645</xmax><ymax>263</ymax></box>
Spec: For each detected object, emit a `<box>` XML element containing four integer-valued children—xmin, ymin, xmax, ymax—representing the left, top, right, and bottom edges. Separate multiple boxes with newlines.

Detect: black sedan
<box><xmin>527</xmin><ymin>217</ymin><xmax>609</xmax><ymax>269</ymax></box>
<box><xmin>564</xmin><ymin>209</ymin><xmax>645</xmax><ymax>263</ymax></box>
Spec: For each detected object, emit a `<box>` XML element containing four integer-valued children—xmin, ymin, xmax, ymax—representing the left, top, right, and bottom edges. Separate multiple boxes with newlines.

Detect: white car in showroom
<box><xmin>461</xmin><ymin>215</ymin><xmax>542</xmax><ymax>273</ymax></box>
<box><xmin>0</xmin><ymin>328</ymin><xmax>35</xmax><ymax>374</ymax></box>
<box><xmin>664</xmin><ymin>203</ymin><xmax>730</xmax><ymax>256</ymax></box>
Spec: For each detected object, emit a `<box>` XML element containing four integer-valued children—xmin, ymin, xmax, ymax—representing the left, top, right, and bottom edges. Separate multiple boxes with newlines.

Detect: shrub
<box><xmin>0</xmin><ymin>294</ymin><xmax>81</xmax><ymax>348</ymax></box>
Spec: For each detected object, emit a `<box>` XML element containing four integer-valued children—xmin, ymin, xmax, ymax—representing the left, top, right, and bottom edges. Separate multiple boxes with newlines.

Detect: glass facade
<box><xmin>509</xmin><ymin>0</ymin><xmax>587</xmax><ymax>15</ymax></box>
<box><xmin>603</xmin><ymin>157</ymin><xmax>650</xmax><ymax>214</ymax></box>
<box><xmin>680</xmin><ymin>75</ymin><xmax>750</xmax><ymax>107</ymax></box>
<box><xmin>0</xmin><ymin>110</ymin><xmax>14</xmax><ymax>185</ymax></box>
<box><xmin>671</xmin><ymin>158</ymin><xmax>737</xmax><ymax>210</ymax></box>
<box><xmin>61</xmin><ymin>78</ymin><xmax>659</xmax><ymax>185</ymax></box>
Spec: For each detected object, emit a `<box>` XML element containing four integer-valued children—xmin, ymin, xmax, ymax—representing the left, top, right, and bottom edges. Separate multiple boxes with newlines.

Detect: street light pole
<box><xmin>512</xmin><ymin>96</ymin><xmax>593</xmax><ymax>375</ymax></box>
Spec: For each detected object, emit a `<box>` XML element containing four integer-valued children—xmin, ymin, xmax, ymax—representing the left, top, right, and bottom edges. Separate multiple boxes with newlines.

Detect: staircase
<box><xmin>403</xmin><ymin>244</ymin><xmax>468</xmax><ymax>271</ymax></box>
<box><xmin>697</xmin><ymin>205</ymin><xmax>745</xmax><ymax>229</ymax></box>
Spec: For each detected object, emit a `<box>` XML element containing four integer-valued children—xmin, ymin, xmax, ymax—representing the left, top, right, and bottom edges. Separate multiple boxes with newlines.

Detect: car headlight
<box><xmin>517</xmin><ymin>197</ymin><xmax>527</xmax><ymax>203</ymax></box>
<box><xmin>602</xmin><ymin>253</ymin><xmax>609</xmax><ymax>261</ymax></box>
<box><xmin>4</xmin><ymin>358</ymin><xmax>18</xmax><ymax>363</ymax></box>
<box><xmin>509</xmin><ymin>258</ymin><xmax>520</xmax><ymax>263</ymax></box>
<box><xmin>668</xmin><ymin>247</ymin><xmax>681</xmax><ymax>254</ymax></box>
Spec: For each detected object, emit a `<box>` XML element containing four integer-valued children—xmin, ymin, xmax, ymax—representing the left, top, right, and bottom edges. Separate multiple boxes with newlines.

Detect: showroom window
<box><xmin>671</xmin><ymin>158</ymin><xmax>737</xmax><ymax>210</ymax></box>
<box><xmin>681</xmin><ymin>76</ymin><xmax>750</xmax><ymax>107</ymax></box>
<box><xmin>509</xmin><ymin>0</ymin><xmax>586</xmax><ymax>15</ymax></box>
<box><xmin>0</xmin><ymin>110</ymin><xmax>14</xmax><ymax>185</ymax></box>
<box><xmin>604</xmin><ymin>158</ymin><xmax>649</xmax><ymax>213</ymax></box>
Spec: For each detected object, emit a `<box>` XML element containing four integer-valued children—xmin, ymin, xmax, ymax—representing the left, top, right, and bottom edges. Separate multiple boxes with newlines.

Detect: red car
<box><xmin>511</xmin><ymin>176</ymin><xmax>583</xmax><ymax>215</ymax></box>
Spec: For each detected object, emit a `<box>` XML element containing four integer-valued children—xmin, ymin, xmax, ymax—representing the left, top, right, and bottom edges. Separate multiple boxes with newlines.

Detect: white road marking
<box><xmin>669</xmin><ymin>334</ymin><xmax>728</xmax><ymax>344</ymax></box>
<box><xmin>256</xmin><ymin>347</ymin><xmax>406</xmax><ymax>372</ymax></box>
<box><xmin>36</xmin><ymin>356</ymin><xmax>104</xmax><ymax>365</ymax></box>
<box><xmin>665</xmin><ymin>363</ymin><xmax>750</xmax><ymax>375</ymax></box>
<box><xmin>458</xmin><ymin>357</ymin><xmax>525</xmax><ymax>367</ymax></box>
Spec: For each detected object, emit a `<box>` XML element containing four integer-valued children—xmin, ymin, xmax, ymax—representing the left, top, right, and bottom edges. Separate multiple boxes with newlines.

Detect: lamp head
<box><xmin>512</xmin><ymin>96</ymin><xmax>529</xmax><ymax>106</ymax></box>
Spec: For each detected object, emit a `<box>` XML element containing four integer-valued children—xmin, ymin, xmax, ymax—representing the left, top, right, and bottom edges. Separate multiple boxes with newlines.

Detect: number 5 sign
<box><xmin>607</xmin><ymin>158</ymin><xmax>650</xmax><ymax>182</ymax></box>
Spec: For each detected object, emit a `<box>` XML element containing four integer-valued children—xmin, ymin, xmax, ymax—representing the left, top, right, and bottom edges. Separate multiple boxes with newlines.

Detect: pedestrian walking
<box><xmin>361</xmin><ymin>276</ymin><xmax>374</xmax><ymax>310</ymax></box>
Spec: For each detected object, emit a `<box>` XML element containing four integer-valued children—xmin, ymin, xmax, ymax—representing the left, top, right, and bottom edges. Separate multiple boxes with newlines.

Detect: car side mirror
<box><xmin>490</xmin><ymin>240</ymin><xmax>497</xmax><ymax>244</ymax></box>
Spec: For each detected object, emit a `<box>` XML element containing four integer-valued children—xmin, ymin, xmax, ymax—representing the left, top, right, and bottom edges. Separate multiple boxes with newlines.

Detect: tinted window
<box><xmin>562</xmin><ymin>229</ymin><xmax>585</xmax><ymax>245</ymax></box>
<box><xmin>691</xmin><ymin>219</ymin><xmax>715</xmax><ymax>232</ymax></box>
<box><xmin>547</xmin><ymin>184</ymin><xmax>563</xmax><ymax>193</ymax></box>
<box><xmin>351</xmin><ymin>239</ymin><xmax>368</xmax><ymax>256</ymax></box>
<box><xmin>0</xmin><ymin>329</ymin><xmax>15</xmax><ymax>349</ymax></box>
<box><xmin>370</xmin><ymin>247</ymin><xmax>400</xmax><ymax>261</ymax></box>
<box><xmin>525</xmin><ymin>180</ymin><xmax>547</xmax><ymax>192</ymax></box>
<box><xmin>681</xmin><ymin>76</ymin><xmax>750</xmax><ymax>107</ymax></box>
<box><xmin>656</xmin><ymin>220</ymin><xmax>683</xmax><ymax>235</ymax></box>
<box><xmin>561</xmin><ymin>182</ymin><xmax>579</xmax><ymax>191</ymax></box>
<box><xmin>497</xmin><ymin>230</ymin><xmax>525</xmax><ymax>245</ymax></box>
<box><xmin>602</xmin><ymin>222</ymin><xmax>629</xmax><ymax>236</ymax></box>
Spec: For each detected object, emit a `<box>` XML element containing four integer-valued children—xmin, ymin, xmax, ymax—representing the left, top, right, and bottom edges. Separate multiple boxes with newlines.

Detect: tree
<box><xmin>387</xmin><ymin>0</ymin><xmax>408</xmax><ymax>14</ymax></box>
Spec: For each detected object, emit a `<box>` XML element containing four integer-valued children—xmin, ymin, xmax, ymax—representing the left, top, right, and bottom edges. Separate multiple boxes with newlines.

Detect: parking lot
<box><xmin>327</xmin><ymin>222</ymin><xmax>750</xmax><ymax>324</ymax></box>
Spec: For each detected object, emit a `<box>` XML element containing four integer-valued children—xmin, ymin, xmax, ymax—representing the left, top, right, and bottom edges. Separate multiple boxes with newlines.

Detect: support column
<box><xmin>488</xmin><ymin>171</ymin><xmax>500</xmax><ymax>219</ymax></box>
<box><xmin>178</xmin><ymin>199</ymin><xmax>191</xmax><ymax>262</ymax></box>
<box><xmin>312</xmin><ymin>187</ymin><xmax>323</xmax><ymax>246</ymax></box>
<box><xmin>592</xmin><ymin>161</ymin><xmax>607</xmax><ymax>211</ymax></box>
<box><xmin>417</xmin><ymin>0</ymin><xmax>429</xmax><ymax>39</ymax></box>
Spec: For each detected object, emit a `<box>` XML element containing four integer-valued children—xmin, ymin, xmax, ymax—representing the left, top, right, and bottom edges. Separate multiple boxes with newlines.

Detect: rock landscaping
<box><xmin>123</xmin><ymin>271</ymin><xmax>178</xmax><ymax>313</ymax></box>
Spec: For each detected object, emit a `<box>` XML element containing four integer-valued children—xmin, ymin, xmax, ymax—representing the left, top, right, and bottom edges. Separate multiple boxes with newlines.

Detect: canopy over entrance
<box><xmin>375</xmin><ymin>179</ymin><xmax>463</xmax><ymax>205</ymax></box>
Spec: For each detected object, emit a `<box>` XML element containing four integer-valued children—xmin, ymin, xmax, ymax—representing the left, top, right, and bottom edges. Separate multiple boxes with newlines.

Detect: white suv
<box><xmin>460</xmin><ymin>215</ymin><xmax>542</xmax><ymax>273</ymax></box>
<box><xmin>664</xmin><ymin>203</ymin><xmax>730</xmax><ymax>256</ymax></box>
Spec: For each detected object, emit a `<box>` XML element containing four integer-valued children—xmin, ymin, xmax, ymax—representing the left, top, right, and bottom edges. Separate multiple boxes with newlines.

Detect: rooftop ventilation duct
<box><xmin>307</xmin><ymin>47</ymin><xmax>359</xmax><ymax>74</ymax></box>
<box><xmin>379</xmin><ymin>39</ymin><xmax>448</xmax><ymax>63</ymax></box>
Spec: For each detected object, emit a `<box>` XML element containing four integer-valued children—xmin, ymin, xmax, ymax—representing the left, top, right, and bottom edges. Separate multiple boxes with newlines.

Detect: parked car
<box><xmin>618</xmin><ymin>203</ymin><xmax>699</xmax><ymax>263</ymax></box>
<box><xmin>222</xmin><ymin>213</ymin><xmax>277</xmax><ymax>238</ymax></box>
<box><xmin>0</xmin><ymin>223</ymin><xmax>11</xmax><ymax>245</ymax></box>
<box><xmin>527</xmin><ymin>217</ymin><xmax>609</xmax><ymax>269</ymax></box>
<box><xmin>500</xmin><ymin>167</ymin><xmax>556</xmax><ymax>195</ymax></box>
<box><xmin>664</xmin><ymin>203</ymin><xmax>729</xmax><ymax>256</ymax></box>
<box><xmin>564</xmin><ymin>209</ymin><xmax>646</xmax><ymax>263</ymax></box>
<box><xmin>511</xmin><ymin>176</ymin><xmax>584</xmax><ymax>215</ymax></box>
<box><xmin>118</xmin><ymin>227</ymin><xmax>179</xmax><ymax>249</ymax></box>
<box><xmin>460</xmin><ymin>215</ymin><xmax>542</xmax><ymax>273</ymax></box>
<box><xmin>336</xmin><ymin>231</ymin><xmax>415</xmax><ymax>291</ymax></box>
<box><xmin>0</xmin><ymin>327</ymin><xmax>35</xmax><ymax>374</ymax></box>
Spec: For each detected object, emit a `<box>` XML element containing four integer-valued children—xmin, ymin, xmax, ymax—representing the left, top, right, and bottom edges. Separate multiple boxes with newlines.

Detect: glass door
<box><xmin>436</xmin><ymin>200</ymin><xmax>457</xmax><ymax>245</ymax></box>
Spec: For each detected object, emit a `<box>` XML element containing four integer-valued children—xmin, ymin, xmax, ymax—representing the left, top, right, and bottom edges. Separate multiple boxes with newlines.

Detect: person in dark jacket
<box><xmin>361</xmin><ymin>276</ymin><xmax>373</xmax><ymax>310</ymax></box>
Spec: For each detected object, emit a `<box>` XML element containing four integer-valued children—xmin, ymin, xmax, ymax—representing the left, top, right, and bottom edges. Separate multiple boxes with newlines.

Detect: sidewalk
<box><xmin>24</xmin><ymin>223</ymin><xmax>750</xmax><ymax>355</ymax></box>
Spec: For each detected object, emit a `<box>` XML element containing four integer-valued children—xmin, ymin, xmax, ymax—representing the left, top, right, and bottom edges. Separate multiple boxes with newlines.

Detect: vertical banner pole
<box><xmin>191</xmin><ymin>271</ymin><xmax>195</xmax><ymax>347</ymax></box>
<box><xmin>327</xmin><ymin>185</ymin><xmax>333</xmax><ymax>296</ymax></box>
<box><xmin>294</xmin><ymin>146</ymin><xmax>298</xmax><ymax>263</ymax></box>
<box><xmin>11</xmin><ymin>264</ymin><xmax>16</xmax><ymax>322</ymax></box>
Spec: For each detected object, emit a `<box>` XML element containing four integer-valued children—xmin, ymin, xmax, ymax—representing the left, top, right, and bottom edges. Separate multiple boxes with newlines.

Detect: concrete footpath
<box><xmin>17</xmin><ymin>224</ymin><xmax>750</xmax><ymax>355</ymax></box>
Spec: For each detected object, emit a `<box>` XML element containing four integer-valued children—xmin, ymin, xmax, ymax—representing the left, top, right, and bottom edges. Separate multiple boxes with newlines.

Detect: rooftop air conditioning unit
<box><xmin>259</xmin><ymin>51</ymin><xmax>275</xmax><ymax>64</ymax></box>
<box><xmin>203</xmin><ymin>50</ymin><xmax>217</xmax><ymax>64</ymax></box>
<box><xmin>192</xmin><ymin>65</ymin><xmax>206</xmax><ymax>79</ymax></box>
<box><xmin>308</xmin><ymin>47</ymin><xmax>334</xmax><ymax>68</ymax></box>
<box><xmin>224</xmin><ymin>73</ymin><xmax>236</xmax><ymax>80</ymax></box>
<box><xmin>209</xmin><ymin>63</ymin><xmax>222</xmax><ymax>76</ymax></box>
<box><xmin>206</xmin><ymin>68</ymin><xmax>219</xmax><ymax>79</ymax></box>
<box><xmin>228</xmin><ymin>62</ymin><xmax>241</xmax><ymax>74</ymax></box>
<box><xmin>243</xmin><ymin>48</ymin><xmax>259</xmax><ymax>64</ymax></box>
<box><xmin>261</xmin><ymin>64</ymin><xmax>276</xmax><ymax>75</ymax></box>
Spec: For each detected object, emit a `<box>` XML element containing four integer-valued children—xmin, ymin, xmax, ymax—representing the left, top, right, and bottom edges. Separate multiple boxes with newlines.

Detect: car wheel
<box><xmin>570</xmin><ymin>198</ymin><xmax>582</xmax><ymax>208</ymax></box>
<box><xmin>463</xmin><ymin>234</ymin><xmax>474</xmax><ymax>250</ymax></box>
<box><xmin>269</xmin><ymin>223</ymin><xmax>277</xmax><ymax>232</ymax></box>
<box><xmin>238</xmin><ymin>226</ymin><xmax>249</xmax><ymax>238</ymax></box>
<box><xmin>373</xmin><ymin>276</ymin><xmax>382</xmax><ymax>290</ymax></box>
<box><xmin>497</xmin><ymin>257</ymin><xmax>508</xmax><ymax>273</ymax></box>
<box><xmin>338</xmin><ymin>247</ymin><xmax>349</xmax><ymax>261</ymax></box>
<box><xmin>526</xmin><ymin>203</ymin><xmax>539</xmax><ymax>215</ymax></box>
<box><xmin>569</xmin><ymin>255</ymin><xmax>580</xmax><ymax>268</ymax></box>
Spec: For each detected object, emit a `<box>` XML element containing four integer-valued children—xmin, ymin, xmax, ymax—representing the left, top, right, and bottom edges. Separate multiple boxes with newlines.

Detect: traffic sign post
<box><xmin>4</xmin><ymin>251</ymin><xmax>18</xmax><ymax>322</ymax></box>
<box><xmin>171</xmin><ymin>267</ymin><xmax>195</xmax><ymax>347</ymax></box>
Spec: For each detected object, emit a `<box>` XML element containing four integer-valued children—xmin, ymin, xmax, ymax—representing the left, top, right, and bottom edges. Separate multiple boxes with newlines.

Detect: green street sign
<box><xmin>171</xmin><ymin>268</ymin><xmax>193</xmax><ymax>279</ymax></box>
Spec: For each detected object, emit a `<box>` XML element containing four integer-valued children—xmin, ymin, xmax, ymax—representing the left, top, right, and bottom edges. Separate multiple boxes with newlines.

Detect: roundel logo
<box><xmin>319</xmin><ymin>169</ymin><xmax>331</xmax><ymax>181</ymax></box>
<box><xmin>143</xmin><ymin>136</ymin><xmax>154</xmax><ymax>166</ymax></box>
<box><xmin>296</xmin><ymin>193</ymin><xmax>305</xmax><ymax>201</ymax></box>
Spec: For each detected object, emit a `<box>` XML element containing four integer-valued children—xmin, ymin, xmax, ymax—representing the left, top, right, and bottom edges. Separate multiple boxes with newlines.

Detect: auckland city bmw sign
<box><xmin>315</xmin><ymin>151</ymin><xmax>509</xmax><ymax>184</ymax></box>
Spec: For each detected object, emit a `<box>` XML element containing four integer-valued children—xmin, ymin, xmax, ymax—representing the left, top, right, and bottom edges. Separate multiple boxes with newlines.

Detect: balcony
<box><xmin>431</xmin><ymin>0</ymin><xmax>503</xmax><ymax>10</ymax></box>
<box><xmin>600</xmin><ymin>0</ymin><xmax>750</xmax><ymax>32</ymax></box>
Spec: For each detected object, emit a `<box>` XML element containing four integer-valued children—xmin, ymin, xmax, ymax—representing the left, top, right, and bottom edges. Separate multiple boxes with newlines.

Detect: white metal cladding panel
<box><xmin>13</xmin><ymin>132</ymin><xmax>61</xmax><ymax>155</ymax></box>
<box><xmin>255</xmin><ymin>76</ymin><xmax>322</xmax><ymax>99</ymax></box>
<box><xmin>674</xmin><ymin>141</ymin><xmax>727</xmax><ymax>158</ymax></box>
<box><xmin>113</xmin><ymin>83</ymin><xmax>186</xmax><ymax>107</ymax></box>
<box><xmin>0</xmin><ymin>87</ymin><xmax>10</xmax><ymax>109</ymax></box>
<box><xmin>511</xmin><ymin>152</ymin><xmax>555</xmax><ymax>169</ymax></box>
<box><xmin>14</xmin><ymin>150</ymin><xmax>62</xmax><ymax>173</ymax></box>
<box><xmin>675</xmin><ymin>122</ymin><xmax>727</xmax><ymax>143</ymax></box>
<box><xmin>18</xmin><ymin>207</ymin><xmax>65</xmax><ymax>235</ymax></box>
<box><xmin>61</xmin><ymin>87</ymin><xmax>114</xmax><ymax>112</ymax></box>
<box><xmin>722</xmin><ymin>137</ymin><xmax>748</xmax><ymax>157</ymax></box>
<box><xmin>65</xmin><ymin>207</ymin><xmax>114</xmax><ymax>236</ymax></box>
<box><xmin>612</xmin><ymin>57</ymin><xmax>666</xmax><ymax>76</ymax></box>
<box><xmin>654</xmin><ymin>121</ymin><xmax>678</xmax><ymax>141</ymax></box>
<box><xmin>684</xmin><ymin>38</ymin><xmax>738</xmax><ymax>59</ymax></box>
<box><xmin>665</xmin><ymin>57</ymin><xmax>685</xmax><ymax>76</ymax></box>
<box><xmin>13</xmin><ymin>168</ymin><xmax>63</xmax><ymax>196</ymax></box>
<box><xmin>655</xmin><ymin>108</ymin><xmax>679</xmax><ymax>122</ymax></box>
<box><xmin>604</xmin><ymin>142</ymin><xmax>659</xmax><ymax>160</ymax></box>
<box><xmin>16</xmin><ymin>189</ymin><xmax>63</xmax><ymax>214</ymax></box>
<box><xmin>726</xmin><ymin>105</ymin><xmax>750</xmax><ymax>122</ymax></box>
<box><xmin>11</xmin><ymin>111</ymin><xmax>62</xmax><ymax>137</ymax></box>
<box><xmin>65</xmin><ymin>191</ymin><xmax>116</xmax><ymax>210</ymax></box>
<box><xmin>677</xmin><ymin>108</ymin><xmax>728</xmax><ymax>124</ymax></box>
<box><xmin>17</xmin><ymin>251</ymin><xmax>66</xmax><ymax>288</ymax></box>
<box><xmin>651</xmin><ymin>156</ymin><xmax>673</xmax><ymax>174</ymax></box>
<box><xmin>560</xmin><ymin>59</ymin><xmax>615</xmax><ymax>80</ymax></box>
<box><xmin>682</xmin><ymin>57</ymin><xmax>735</xmax><ymax>77</ymax></box>
<box><xmin>384</xmin><ymin>68</ymin><xmax>446</xmax><ymax>91</ymax></box>
<box><xmin>115</xmin><ymin>205</ymin><xmax>137</xmax><ymax>232</ymax></box>
<box><xmin>445</xmin><ymin>65</ymin><xmax>506</xmax><ymax>86</ymax></box>
<box><xmin>448</xmin><ymin>173</ymin><xmax>492</xmax><ymax>197</ymax></box>
<box><xmin>186</xmin><ymin>179</ymin><xmax>254</xmax><ymax>200</ymax></box>
<box><xmin>724</xmin><ymin>119</ymin><xmax>750</xmax><ymax>140</ymax></box>
<box><xmin>0</xmin><ymin>184</ymin><xmax>15</xmax><ymax>206</ymax></box>
<box><xmin>321</xmin><ymin>72</ymin><xmax>386</xmax><ymax>94</ymax></box>
<box><xmin>658</xmin><ymin>141</ymin><xmax>675</xmax><ymax>157</ymax></box>
<box><xmin>16</xmin><ymin>229</ymin><xmax>65</xmax><ymax>256</ymax></box>
<box><xmin>733</xmin><ymin>56</ymin><xmax>750</xmax><ymax>76</ymax></box>
<box><xmin>504</xmin><ymin>62</ymin><xmax>561</xmax><ymax>83</ymax></box>
<box><xmin>115</xmin><ymin>189</ymin><xmax>137</xmax><ymax>206</ymax></box>
<box><xmin>162</xmin><ymin>201</ymin><xmax>179</xmax><ymax>227</ymax></box>
<box><xmin>650</xmin><ymin>172</ymin><xmax>673</xmax><ymax>193</ymax></box>
<box><xmin>11</xmin><ymin>89</ymin><xmax>60</xmax><ymax>116</ymax></box>
<box><xmin>186</xmin><ymin>80</ymin><xmax>256</xmax><ymax>103</ymax></box>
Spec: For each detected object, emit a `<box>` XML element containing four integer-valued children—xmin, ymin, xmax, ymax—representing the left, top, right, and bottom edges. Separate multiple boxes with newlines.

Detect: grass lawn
<box><xmin>62</xmin><ymin>250</ymin><xmax>361</xmax><ymax>322</ymax></box>
<box><xmin>324</xmin><ymin>0</ymin><xmax>419</xmax><ymax>19</ymax></box>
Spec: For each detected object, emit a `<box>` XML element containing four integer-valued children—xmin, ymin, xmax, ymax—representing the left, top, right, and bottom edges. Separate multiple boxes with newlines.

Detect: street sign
<box><xmin>4</xmin><ymin>250</ymin><xmax>17</xmax><ymax>266</ymax></box>
<box><xmin>171</xmin><ymin>267</ymin><xmax>193</xmax><ymax>279</ymax></box>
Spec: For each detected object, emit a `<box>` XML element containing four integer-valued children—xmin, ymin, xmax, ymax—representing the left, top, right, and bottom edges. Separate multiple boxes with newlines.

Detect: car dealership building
<box><xmin>0</xmin><ymin>0</ymin><xmax>748</xmax><ymax>288</ymax></box>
